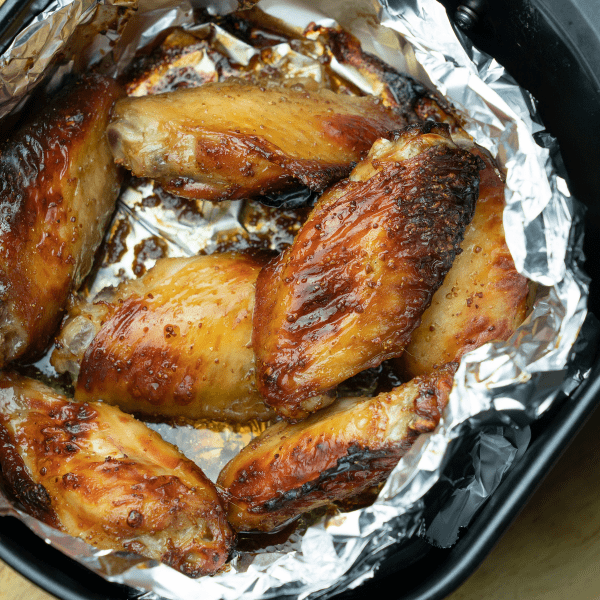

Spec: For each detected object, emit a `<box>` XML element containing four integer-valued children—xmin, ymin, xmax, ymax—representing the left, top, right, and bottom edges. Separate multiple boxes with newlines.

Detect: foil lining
<box><xmin>0</xmin><ymin>0</ymin><xmax>592</xmax><ymax>599</ymax></box>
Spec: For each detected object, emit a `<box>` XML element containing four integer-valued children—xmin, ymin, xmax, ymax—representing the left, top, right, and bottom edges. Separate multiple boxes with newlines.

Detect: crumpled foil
<box><xmin>0</xmin><ymin>0</ymin><xmax>592</xmax><ymax>599</ymax></box>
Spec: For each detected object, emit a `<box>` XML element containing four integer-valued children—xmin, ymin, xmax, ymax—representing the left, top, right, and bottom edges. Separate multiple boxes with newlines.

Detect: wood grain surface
<box><xmin>1</xmin><ymin>403</ymin><xmax>600</xmax><ymax>600</ymax></box>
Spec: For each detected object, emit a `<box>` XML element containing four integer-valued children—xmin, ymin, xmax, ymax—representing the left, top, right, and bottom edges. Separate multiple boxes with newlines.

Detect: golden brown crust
<box><xmin>0</xmin><ymin>372</ymin><xmax>233</xmax><ymax>576</ymax></box>
<box><xmin>106</xmin><ymin>80</ymin><xmax>407</xmax><ymax>201</ymax></box>
<box><xmin>0</xmin><ymin>421</ymin><xmax>60</xmax><ymax>526</ymax></box>
<box><xmin>218</xmin><ymin>365</ymin><xmax>455</xmax><ymax>532</ymax></box>
<box><xmin>52</xmin><ymin>254</ymin><xmax>274</xmax><ymax>423</ymax></box>
<box><xmin>253</xmin><ymin>123</ymin><xmax>482</xmax><ymax>419</ymax></box>
<box><xmin>124</xmin><ymin>29</ymin><xmax>219</xmax><ymax>97</ymax></box>
<box><xmin>307</xmin><ymin>24</ymin><xmax>433</xmax><ymax>120</ymax></box>
<box><xmin>398</xmin><ymin>147</ymin><xmax>530</xmax><ymax>377</ymax></box>
<box><xmin>0</xmin><ymin>74</ymin><xmax>123</xmax><ymax>367</ymax></box>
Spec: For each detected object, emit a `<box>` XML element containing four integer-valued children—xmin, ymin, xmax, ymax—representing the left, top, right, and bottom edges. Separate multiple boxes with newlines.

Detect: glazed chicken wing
<box><xmin>52</xmin><ymin>253</ymin><xmax>274</xmax><ymax>423</ymax></box>
<box><xmin>308</xmin><ymin>24</ymin><xmax>448</xmax><ymax>122</ymax></box>
<box><xmin>0</xmin><ymin>74</ymin><xmax>123</xmax><ymax>367</ymax></box>
<box><xmin>218</xmin><ymin>365</ymin><xmax>454</xmax><ymax>532</ymax></box>
<box><xmin>399</xmin><ymin>147</ymin><xmax>530</xmax><ymax>377</ymax></box>
<box><xmin>253</xmin><ymin>122</ymin><xmax>482</xmax><ymax>419</ymax></box>
<box><xmin>106</xmin><ymin>80</ymin><xmax>406</xmax><ymax>201</ymax></box>
<box><xmin>0</xmin><ymin>372</ymin><xmax>233</xmax><ymax>576</ymax></box>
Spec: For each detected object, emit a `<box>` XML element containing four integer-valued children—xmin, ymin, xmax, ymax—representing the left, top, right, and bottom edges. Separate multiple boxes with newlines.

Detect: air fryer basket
<box><xmin>0</xmin><ymin>0</ymin><xmax>599</xmax><ymax>599</ymax></box>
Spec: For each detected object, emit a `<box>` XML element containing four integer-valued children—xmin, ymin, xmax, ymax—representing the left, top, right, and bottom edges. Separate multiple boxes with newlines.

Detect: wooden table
<box><xmin>1</xmin><ymin>402</ymin><xmax>600</xmax><ymax>600</ymax></box>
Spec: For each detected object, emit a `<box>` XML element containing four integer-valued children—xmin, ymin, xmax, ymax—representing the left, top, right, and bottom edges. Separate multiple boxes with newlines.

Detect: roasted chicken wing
<box><xmin>308</xmin><ymin>24</ymin><xmax>445</xmax><ymax>122</ymax></box>
<box><xmin>52</xmin><ymin>253</ymin><xmax>274</xmax><ymax>423</ymax></box>
<box><xmin>106</xmin><ymin>80</ymin><xmax>406</xmax><ymax>201</ymax></box>
<box><xmin>0</xmin><ymin>74</ymin><xmax>123</xmax><ymax>367</ymax></box>
<box><xmin>0</xmin><ymin>372</ymin><xmax>233</xmax><ymax>576</ymax></box>
<box><xmin>253</xmin><ymin>122</ymin><xmax>482</xmax><ymax>419</ymax></box>
<box><xmin>399</xmin><ymin>147</ymin><xmax>530</xmax><ymax>377</ymax></box>
<box><xmin>218</xmin><ymin>365</ymin><xmax>454</xmax><ymax>532</ymax></box>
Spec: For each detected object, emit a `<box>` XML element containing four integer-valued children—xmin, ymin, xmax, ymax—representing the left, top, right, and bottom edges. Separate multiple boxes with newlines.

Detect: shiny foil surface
<box><xmin>0</xmin><ymin>0</ymin><xmax>591</xmax><ymax>599</ymax></box>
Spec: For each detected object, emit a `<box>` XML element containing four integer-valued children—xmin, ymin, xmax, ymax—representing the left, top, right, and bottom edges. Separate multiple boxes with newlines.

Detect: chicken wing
<box><xmin>106</xmin><ymin>80</ymin><xmax>406</xmax><ymax>201</ymax></box>
<box><xmin>218</xmin><ymin>365</ymin><xmax>454</xmax><ymax>532</ymax></box>
<box><xmin>307</xmin><ymin>24</ymin><xmax>442</xmax><ymax>122</ymax></box>
<box><xmin>0</xmin><ymin>74</ymin><xmax>123</xmax><ymax>367</ymax></box>
<box><xmin>0</xmin><ymin>371</ymin><xmax>233</xmax><ymax>576</ymax></box>
<box><xmin>398</xmin><ymin>147</ymin><xmax>530</xmax><ymax>377</ymax></box>
<box><xmin>52</xmin><ymin>253</ymin><xmax>275</xmax><ymax>423</ymax></box>
<box><xmin>253</xmin><ymin>122</ymin><xmax>482</xmax><ymax>419</ymax></box>
<box><xmin>323</xmin><ymin>36</ymin><xmax>531</xmax><ymax>373</ymax></box>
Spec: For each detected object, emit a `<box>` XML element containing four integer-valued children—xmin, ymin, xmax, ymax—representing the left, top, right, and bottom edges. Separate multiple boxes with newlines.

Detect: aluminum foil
<box><xmin>0</xmin><ymin>0</ymin><xmax>592</xmax><ymax>599</ymax></box>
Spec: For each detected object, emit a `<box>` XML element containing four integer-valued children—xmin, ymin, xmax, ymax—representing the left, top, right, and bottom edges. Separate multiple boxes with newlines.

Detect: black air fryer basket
<box><xmin>0</xmin><ymin>0</ymin><xmax>599</xmax><ymax>599</ymax></box>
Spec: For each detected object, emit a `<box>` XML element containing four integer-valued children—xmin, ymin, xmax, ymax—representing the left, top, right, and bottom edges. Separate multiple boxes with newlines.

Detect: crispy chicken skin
<box><xmin>399</xmin><ymin>148</ymin><xmax>530</xmax><ymax>377</ymax></box>
<box><xmin>253</xmin><ymin>122</ymin><xmax>482</xmax><ymax>419</ymax></box>
<box><xmin>308</xmin><ymin>24</ymin><xmax>444</xmax><ymax>122</ymax></box>
<box><xmin>52</xmin><ymin>253</ymin><xmax>274</xmax><ymax>423</ymax></box>
<box><xmin>218</xmin><ymin>365</ymin><xmax>454</xmax><ymax>532</ymax></box>
<box><xmin>106</xmin><ymin>80</ymin><xmax>406</xmax><ymax>201</ymax></box>
<box><xmin>0</xmin><ymin>372</ymin><xmax>233</xmax><ymax>576</ymax></box>
<box><xmin>0</xmin><ymin>75</ymin><xmax>123</xmax><ymax>367</ymax></box>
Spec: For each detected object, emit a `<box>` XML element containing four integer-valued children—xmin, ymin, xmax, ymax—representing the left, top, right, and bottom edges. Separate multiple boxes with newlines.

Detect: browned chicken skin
<box><xmin>0</xmin><ymin>5</ymin><xmax>531</xmax><ymax>578</ymax></box>
<box><xmin>0</xmin><ymin>372</ymin><xmax>233</xmax><ymax>576</ymax></box>
<box><xmin>309</xmin><ymin>27</ymin><xmax>530</xmax><ymax>373</ymax></box>
<box><xmin>0</xmin><ymin>74</ymin><xmax>123</xmax><ymax>367</ymax></box>
<box><xmin>106</xmin><ymin>80</ymin><xmax>407</xmax><ymax>201</ymax></box>
<box><xmin>52</xmin><ymin>253</ymin><xmax>274</xmax><ymax>423</ymax></box>
<box><xmin>399</xmin><ymin>147</ymin><xmax>530</xmax><ymax>376</ymax></box>
<box><xmin>253</xmin><ymin>122</ymin><xmax>483</xmax><ymax>419</ymax></box>
<box><xmin>308</xmin><ymin>24</ymin><xmax>445</xmax><ymax>122</ymax></box>
<box><xmin>218</xmin><ymin>365</ymin><xmax>454</xmax><ymax>532</ymax></box>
